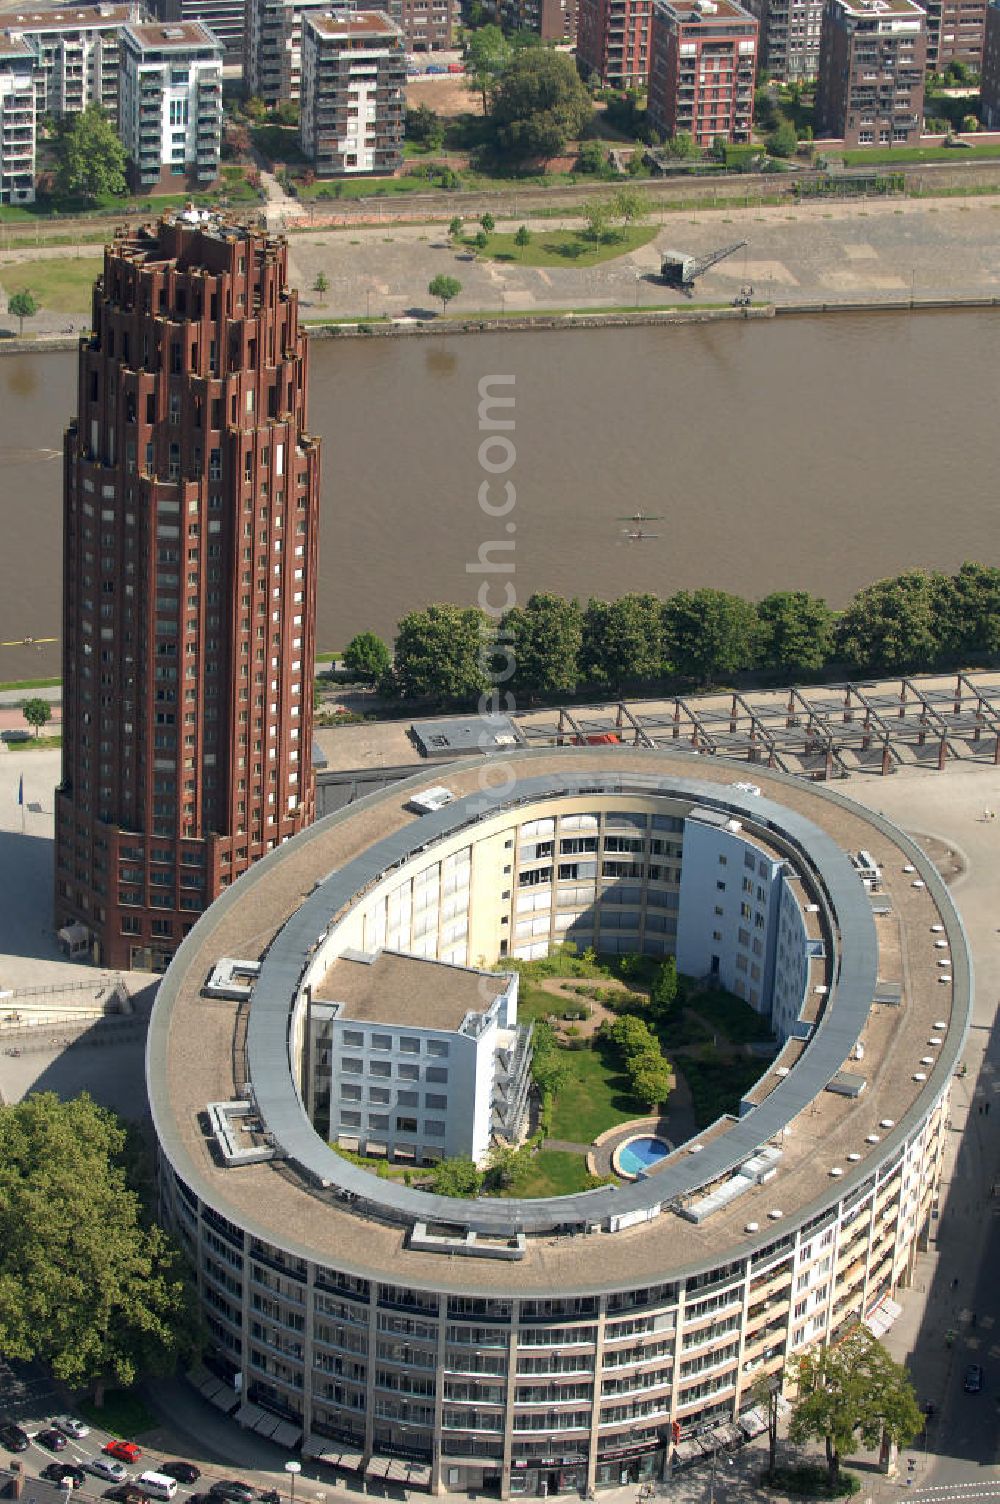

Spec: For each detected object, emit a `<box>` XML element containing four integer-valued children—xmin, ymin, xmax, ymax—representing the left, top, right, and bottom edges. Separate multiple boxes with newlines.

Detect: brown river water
<box><xmin>0</xmin><ymin>310</ymin><xmax>996</xmax><ymax>681</ymax></box>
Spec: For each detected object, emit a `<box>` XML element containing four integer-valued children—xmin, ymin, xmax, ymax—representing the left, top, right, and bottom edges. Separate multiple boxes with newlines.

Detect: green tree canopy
<box><xmin>342</xmin><ymin>631</ymin><xmax>391</xmax><ymax>682</ymax></box>
<box><xmin>0</xmin><ymin>1093</ymin><xmax>196</xmax><ymax>1394</ymax></box>
<box><xmin>489</xmin><ymin>50</ymin><xmax>593</xmax><ymax>160</ymax></box>
<box><xmin>405</xmin><ymin>102</ymin><xmax>443</xmax><ymax>147</ymax></box>
<box><xmin>630</xmin><ymin>1054</ymin><xmax>672</xmax><ymax>1109</ymax></box>
<box><xmin>428</xmin><ymin>1157</ymin><xmax>483</xmax><ymax>1198</ymax></box>
<box><xmin>428</xmin><ymin>274</ymin><xmax>462</xmax><ymax>313</ymax></box>
<box><xmin>946</xmin><ymin>561</ymin><xmax>1000</xmax><ymax>658</ymax></box>
<box><xmin>581</xmin><ymin>593</ymin><xmax>664</xmax><ymax>691</ymax></box>
<box><xmin>53</xmin><ymin>103</ymin><xmax>126</xmax><ymax>203</ymax></box>
<box><xmin>8</xmin><ymin>289</ymin><xmax>38</xmax><ymax>337</ymax></box>
<box><xmin>610</xmin><ymin>184</ymin><xmax>650</xmax><ymax>227</ymax></box>
<box><xmin>663</xmin><ymin>588</ymin><xmax>760</xmax><ymax>684</ymax></box>
<box><xmin>789</xmin><ymin>1326</ymin><xmax>923</xmax><ymax>1489</ymax></box>
<box><xmin>648</xmin><ymin>956</ymin><xmax>678</xmax><ymax>1021</ymax></box>
<box><xmin>514</xmin><ymin>224</ymin><xmax>532</xmax><ymax>255</ymax></box>
<box><xmin>391</xmin><ymin>604</ymin><xmax>489</xmax><ymax>703</ymax></box>
<box><xmin>767</xmin><ymin>118</ymin><xmax>799</xmax><ymax>157</ymax></box>
<box><xmin>464</xmin><ymin>24</ymin><xmax>513</xmax><ymax>111</ymax></box>
<box><xmin>835</xmin><ymin>570</ymin><xmax>951</xmax><ymax>673</ymax></box>
<box><xmin>757</xmin><ymin>590</ymin><xmax>836</xmax><ymax>675</ymax></box>
<box><xmin>21</xmin><ymin>697</ymin><xmax>51</xmax><ymax>737</ymax></box>
<box><xmin>504</xmin><ymin>593</ymin><xmax>582</xmax><ymax>701</ymax></box>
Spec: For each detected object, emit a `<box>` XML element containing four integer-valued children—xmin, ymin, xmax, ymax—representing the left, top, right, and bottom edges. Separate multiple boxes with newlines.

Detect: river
<box><xmin>1</xmin><ymin>310</ymin><xmax>996</xmax><ymax>681</ymax></box>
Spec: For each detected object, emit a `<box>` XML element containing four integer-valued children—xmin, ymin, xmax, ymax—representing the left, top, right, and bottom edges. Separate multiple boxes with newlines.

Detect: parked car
<box><xmin>38</xmin><ymin>1429</ymin><xmax>69</xmax><ymax>1452</ymax></box>
<box><xmin>88</xmin><ymin>1459</ymin><xmax>130</xmax><ymax>1484</ymax></box>
<box><xmin>104</xmin><ymin>1486</ymin><xmax>151</xmax><ymax>1504</ymax></box>
<box><xmin>425</xmin><ymin>63</ymin><xmax>447</xmax><ymax>73</ymax></box>
<box><xmin>0</xmin><ymin>1424</ymin><xmax>29</xmax><ymax>1453</ymax></box>
<box><xmin>104</xmin><ymin>1442</ymin><xmax>143</xmax><ymax>1465</ymax></box>
<box><xmin>446</xmin><ymin>61</ymin><xmax>464</xmax><ymax>72</ymax></box>
<box><xmin>964</xmin><ymin>1363</ymin><xmax>984</xmax><ymax>1393</ymax></box>
<box><xmin>52</xmin><ymin>1418</ymin><xmax>90</xmax><ymax>1441</ymax></box>
<box><xmin>209</xmin><ymin>1483</ymin><xmax>256</xmax><ymax>1504</ymax></box>
<box><xmin>41</xmin><ymin>1463</ymin><xmax>87</xmax><ymax>1490</ymax></box>
<box><xmin>162</xmin><ymin>1463</ymin><xmax>201</xmax><ymax>1485</ymax></box>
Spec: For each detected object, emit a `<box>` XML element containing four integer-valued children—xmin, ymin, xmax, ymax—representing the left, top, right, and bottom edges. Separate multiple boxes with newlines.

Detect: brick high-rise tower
<box><xmin>55</xmin><ymin>213</ymin><xmax>321</xmax><ymax>971</ymax></box>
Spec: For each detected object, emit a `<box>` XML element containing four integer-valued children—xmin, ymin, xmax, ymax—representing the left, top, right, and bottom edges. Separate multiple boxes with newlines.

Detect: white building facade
<box><xmin>0</xmin><ymin>34</ymin><xmax>35</xmax><ymax>203</ymax></box>
<box><xmin>118</xmin><ymin>20</ymin><xmax>221</xmax><ymax>192</ymax></box>
<box><xmin>299</xmin><ymin>10</ymin><xmax>405</xmax><ymax>177</ymax></box>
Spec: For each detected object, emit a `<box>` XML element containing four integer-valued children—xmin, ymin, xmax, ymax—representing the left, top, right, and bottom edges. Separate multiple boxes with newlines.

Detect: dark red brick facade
<box><xmin>54</xmin><ymin>217</ymin><xmax>321</xmax><ymax>971</ymax></box>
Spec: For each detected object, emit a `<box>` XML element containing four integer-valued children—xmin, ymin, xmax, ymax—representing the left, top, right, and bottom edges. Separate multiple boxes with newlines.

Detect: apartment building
<box><xmin>299</xmin><ymin>10</ymin><xmax>404</xmax><ymax>176</ymax></box>
<box><xmin>980</xmin><ymin>0</ymin><xmax>1000</xmax><ymax>122</ymax></box>
<box><xmin>243</xmin><ymin>0</ymin><xmax>333</xmax><ymax>105</ymax></box>
<box><xmin>395</xmin><ymin>0</ymin><xmax>454</xmax><ymax>49</ymax></box>
<box><xmin>0</xmin><ymin>33</ymin><xmax>35</xmax><ymax>204</ymax></box>
<box><xmin>2</xmin><ymin>3</ymin><xmax>140</xmax><ymax>121</ymax></box>
<box><xmin>647</xmin><ymin>0</ymin><xmax>757</xmax><ymax>146</ymax></box>
<box><xmin>921</xmin><ymin>0</ymin><xmax>986</xmax><ymax>69</ymax></box>
<box><xmin>576</xmin><ymin>0</ymin><xmax>654</xmax><ymax>86</ymax></box>
<box><xmin>152</xmin><ymin>0</ymin><xmax>244</xmax><ymax>59</ymax></box>
<box><xmin>487</xmin><ymin>0</ymin><xmax>577</xmax><ymax>41</ymax></box>
<box><xmin>743</xmin><ymin>0</ymin><xmax>823</xmax><ymax>77</ymax></box>
<box><xmin>55</xmin><ymin>214</ymin><xmax>321</xmax><ymax>970</ymax></box>
<box><xmin>118</xmin><ymin>20</ymin><xmax>222</xmax><ymax>191</ymax></box>
<box><xmin>309</xmin><ymin>950</ymin><xmax>531</xmax><ymax>1164</ymax></box>
<box><xmin>815</xmin><ymin>0</ymin><xmax>925</xmax><ymax>147</ymax></box>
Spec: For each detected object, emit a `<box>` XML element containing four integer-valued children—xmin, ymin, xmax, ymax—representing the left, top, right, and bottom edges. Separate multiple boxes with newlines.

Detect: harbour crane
<box><xmin>659</xmin><ymin>240</ymin><xmax>748</xmax><ymax>295</ymax></box>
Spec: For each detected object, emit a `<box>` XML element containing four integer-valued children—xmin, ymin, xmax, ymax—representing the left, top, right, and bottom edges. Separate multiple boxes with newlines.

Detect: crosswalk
<box><xmin>909</xmin><ymin>1482</ymin><xmax>1000</xmax><ymax>1503</ymax></box>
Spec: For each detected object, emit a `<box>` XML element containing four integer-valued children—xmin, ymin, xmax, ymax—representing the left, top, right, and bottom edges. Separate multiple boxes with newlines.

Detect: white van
<box><xmin>138</xmin><ymin>1473</ymin><xmax>179</xmax><ymax>1500</ymax></box>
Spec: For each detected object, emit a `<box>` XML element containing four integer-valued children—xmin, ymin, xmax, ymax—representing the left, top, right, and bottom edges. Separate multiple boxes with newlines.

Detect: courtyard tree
<box><xmin>391</xmin><ymin>603</ymin><xmax>489</xmax><ymax>703</ymax></box>
<box><xmin>630</xmin><ymin>1053</ymin><xmax>672</xmax><ymax>1109</ymax></box>
<box><xmin>0</xmin><ymin>1092</ymin><xmax>197</xmax><ymax>1397</ymax></box>
<box><xmin>21</xmin><ymin>697</ymin><xmax>51</xmax><ymax>738</ymax></box>
<box><xmin>52</xmin><ymin>103</ymin><xmax>127</xmax><ymax>203</ymax></box>
<box><xmin>480</xmin><ymin>211</ymin><xmax>496</xmax><ymax>234</ymax></box>
<box><xmin>514</xmin><ymin>224</ymin><xmax>532</xmax><ymax>257</ymax></box>
<box><xmin>751</xmin><ymin>1373</ymin><xmax>782</xmax><ymax>1485</ymax></box>
<box><xmin>342</xmin><ymin>631</ymin><xmax>391</xmax><ymax>682</ymax></box>
<box><xmin>504</xmin><ymin>593</ymin><xmax>582</xmax><ymax>701</ymax></box>
<box><xmin>8</xmin><ymin>289</ymin><xmax>38</xmax><ymax>338</ymax></box>
<box><xmin>767</xmin><ymin>118</ymin><xmax>799</xmax><ymax>157</ymax></box>
<box><xmin>488</xmin><ymin>49</ymin><xmax>592</xmax><ymax>160</ymax></box>
<box><xmin>757</xmin><ymin>590</ymin><xmax>836</xmax><ymax>676</ymax></box>
<box><xmin>428</xmin><ymin>273</ymin><xmax>462</xmax><ymax>314</ymax></box>
<box><xmin>789</xmin><ymin>1325</ymin><xmax>923</xmax><ymax>1492</ymax></box>
<box><xmin>474</xmin><ymin>229</ymin><xmax>490</xmax><ymax>251</ymax></box>
<box><xmin>648</xmin><ymin>956</ymin><xmax>678</xmax><ymax>1022</ymax></box>
<box><xmin>312</xmin><ymin>271</ymin><xmax>329</xmax><ymax>295</ymax></box>
<box><xmin>946</xmin><ymin>561</ymin><xmax>1000</xmax><ymax>659</ymax></box>
<box><xmin>448</xmin><ymin>215</ymin><xmax>464</xmax><ymax>240</ymax></box>
<box><xmin>429</xmin><ymin>1157</ymin><xmax>483</xmax><ymax>1198</ymax></box>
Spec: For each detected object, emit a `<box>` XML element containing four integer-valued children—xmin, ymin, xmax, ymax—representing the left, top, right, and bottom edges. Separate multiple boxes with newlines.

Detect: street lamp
<box><xmin>285</xmin><ymin>1460</ymin><xmax>302</xmax><ymax>1504</ymax></box>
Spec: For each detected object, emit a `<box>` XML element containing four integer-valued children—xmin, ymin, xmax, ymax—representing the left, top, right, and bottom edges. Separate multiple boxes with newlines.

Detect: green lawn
<box><xmin>549</xmin><ymin>1042</ymin><xmax>646</xmax><ymax>1143</ymax></box>
<box><xmin>0</xmin><ymin>676</ymin><xmax>60</xmax><ymax>692</ymax></box>
<box><xmin>0</xmin><ymin>255</ymin><xmax>101</xmax><ymax>316</ymax></box>
<box><xmin>506</xmin><ymin>1148</ymin><xmax>596</xmax><ymax>1198</ymax></box>
<box><xmin>470</xmin><ymin>224</ymin><xmax>658</xmax><ymax>268</ymax></box>
<box><xmin>842</xmin><ymin>142</ymin><xmax>1000</xmax><ymax>165</ymax></box>
<box><xmin>680</xmin><ymin>1051</ymin><xmax>766</xmax><ymax>1129</ymax></box>
<box><xmin>78</xmin><ymin>1389</ymin><xmax>156</xmax><ymax>1438</ymax></box>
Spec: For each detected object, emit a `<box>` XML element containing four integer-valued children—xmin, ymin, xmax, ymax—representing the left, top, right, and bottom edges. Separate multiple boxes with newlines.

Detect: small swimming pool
<box><xmin>615</xmin><ymin>1135</ymin><xmax>670</xmax><ymax>1179</ymax></box>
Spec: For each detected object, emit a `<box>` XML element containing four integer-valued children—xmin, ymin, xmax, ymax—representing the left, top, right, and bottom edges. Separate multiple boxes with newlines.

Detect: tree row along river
<box><xmin>0</xmin><ymin>312</ymin><xmax>996</xmax><ymax>682</ymax></box>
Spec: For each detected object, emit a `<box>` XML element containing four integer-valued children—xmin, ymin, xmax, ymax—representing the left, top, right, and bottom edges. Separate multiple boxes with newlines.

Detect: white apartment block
<box><xmin>118</xmin><ymin>20</ymin><xmax>221</xmax><ymax>191</ymax></box>
<box><xmin>0</xmin><ymin>33</ymin><xmax>35</xmax><ymax>204</ymax></box>
<box><xmin>300</xmin><ymin>10</ymin><xmax>406</xmax><ymax>177</ymax></box>
<box><xmin>307</xmin><ymin>949</ymin><xmax>532</xmax><ymax>1164</ymax></box>
<box><xmin>3</xmin><ymin>3</ymin><xmax>140</xmax><ymax>121</ymax></box>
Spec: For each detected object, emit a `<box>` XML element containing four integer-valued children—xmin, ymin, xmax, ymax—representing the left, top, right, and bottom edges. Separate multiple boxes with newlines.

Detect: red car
<box><xmin>103</xmin><ymin>1442</ymin><xmax>143</xmax><ymax>1465</ymax></box>
<box><xmin>447</xmin><ymin>61</ymin><xmax>464</xmax><ymax>72</ymax></box>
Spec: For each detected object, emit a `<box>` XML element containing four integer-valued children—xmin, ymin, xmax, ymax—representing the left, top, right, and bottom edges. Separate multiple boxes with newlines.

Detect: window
<box><xmin>425</xmin><ymin>1093</ymin><xmax>447</xmax><ymax>1109</ymax></box>
<box><xmin>371</xmin><ymin>1033</ymin><xmax>392</xmax><ymax>1051</ymax></box>
<box><xmin>427</xmin><ymin>1040</ymin><xmax>449</xmax><ymax>1058</ymax></box>
<box><xmin>398</xmin><ymin>1063</ymin><xmax>419</xmax><ymax>1081</ymax></box>
<box><xmin>343</xmin><ymin>1030</ymin><xmax>363</xmax><ymax>1047</ymax></box>
<box><xmin>399</xmin><ymin>1037</ymin><xmax>420</xmax><ymax>1054</ymax></box>
<box><xmin>369</xmin><ymin>1060</ymin><xmax>391</xmax><ymax>1078</ymax></box>
<box><xmin>396</xmin><ymin>1116</ymin><xmax>418</xmax><ymax>1133</ymax></box>
<box><xmin>426</xmin><ymin>1067</ymin><xmax>448</xmax><ymax>1084</ymax></box>
<box><xmin>341</xmin><ymin>1057</ymin><xmax>363</xmax><ymax>1075</ymax></box>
